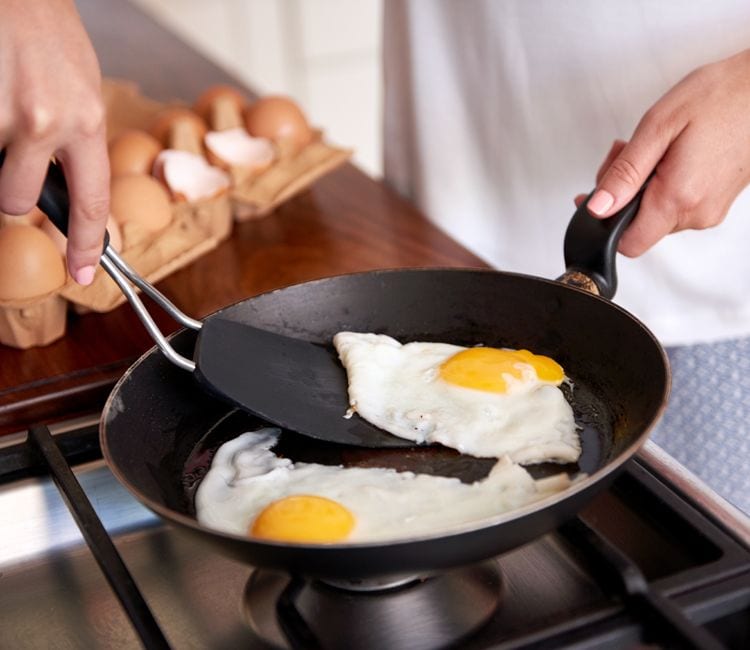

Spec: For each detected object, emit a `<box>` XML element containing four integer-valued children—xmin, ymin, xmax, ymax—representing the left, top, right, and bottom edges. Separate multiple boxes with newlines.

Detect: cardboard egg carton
<box><xmin>103</xmin><ymin>78</ymin><xmax>352</xmax><ymax>220</ymax></box>
<box><xmin>0</xmin><ymin>291</ymin><xmax>67</xmax><ymax>350</ymax></box>
<box><xmin>52</xmin><ymin>80</ymin><xmax>233</xmax><ymax>315</ymax></box>
<box><xmin>59</xmin><ymin>193</ymin><xmax>231</xmax><ymax>314</ymax></box>
<box><xmin>0</xmin><ymin>79</ymin><xmax>351</xmax><ymax>347</ymax></box>
<box><xmin>230</xmin><ymin>132</ymin><xmax>353</xmax><ymax>220</ymax></box>
<box><xmin>60</xmin><ymin>79</ymin><xmax>352</xmax><ymax>314</ymax></box>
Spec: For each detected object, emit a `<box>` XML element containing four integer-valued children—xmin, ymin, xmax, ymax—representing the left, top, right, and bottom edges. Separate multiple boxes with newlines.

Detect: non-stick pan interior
<box><xmin>102</xmin><ymin>269</ymin><xmax>668</xmax><ymax>575</ymax></box>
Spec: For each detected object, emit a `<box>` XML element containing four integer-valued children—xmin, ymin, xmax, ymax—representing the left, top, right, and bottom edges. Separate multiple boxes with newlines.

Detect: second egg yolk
<box><xmin>250</xmin><ymin>495</ymin><xmax>355</xmax><ymax>543</ymax></box>
<box><xmin>439</xmin><ymin>347</ymin><xmax>564</xmax><ymax>393</ymax></box>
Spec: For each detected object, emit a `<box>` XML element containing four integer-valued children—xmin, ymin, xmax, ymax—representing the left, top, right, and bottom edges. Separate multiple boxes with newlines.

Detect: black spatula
<box><xmin>19</xmin><ymin>153</ymin><xmax>412</xmax><ymax>448</ymax></box>
<box><xmin>193</xmin><ymin>319</ymin><xmax>409</xmax><ymax>446</ymax></box>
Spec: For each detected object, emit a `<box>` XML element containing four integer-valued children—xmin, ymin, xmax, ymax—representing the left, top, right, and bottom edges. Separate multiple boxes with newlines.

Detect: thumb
<box><xmin>587</xmin><ymin>117</ymin><xmax>672</xmax><ymax>218</ymax></box>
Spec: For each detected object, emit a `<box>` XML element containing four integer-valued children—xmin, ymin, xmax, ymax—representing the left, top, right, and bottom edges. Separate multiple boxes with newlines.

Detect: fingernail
<box><xmin>587</xmin><ymin>189</ymin><xmax>615</xmax><ymax>216</ymax></box>
<box><xmin>74</xmin><ymin>265</ymin><xmax>96</xmax><ymax>286</ymax></box>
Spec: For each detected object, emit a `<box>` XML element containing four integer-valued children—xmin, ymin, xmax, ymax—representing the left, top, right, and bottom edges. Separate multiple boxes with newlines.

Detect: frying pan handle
<box><xmin>561</xmin><ymin>178</ymin><xmax>652</xmax><ymax>300</ymax></box>
<box><xmin>0</xmin><ymin>148</ymin><xmax>110</xmax><ymax>250</ymax></box>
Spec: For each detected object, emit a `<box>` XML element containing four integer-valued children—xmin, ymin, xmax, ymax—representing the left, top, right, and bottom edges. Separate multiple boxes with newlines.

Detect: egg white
<box><xmin>194</xmin><ymin>428</ymin><xmax>573</xmax><ymax>543</ymax></box>
<box><xmin>333</xmin><ymin>332</ymin><xmax>580</xmax><ymax>464</ymax></box>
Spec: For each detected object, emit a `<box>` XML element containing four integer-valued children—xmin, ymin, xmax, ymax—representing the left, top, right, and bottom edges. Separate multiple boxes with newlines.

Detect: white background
<box><xmin>131</xmin><ymin>0</ymin><xmax>384</xmax><ymax>177</ymax></box>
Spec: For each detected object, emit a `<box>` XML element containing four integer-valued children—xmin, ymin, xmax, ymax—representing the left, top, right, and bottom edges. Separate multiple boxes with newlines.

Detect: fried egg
<box><xmin>333</xmin><ymin>332</ymin><xmax>580</xmax><ymax>464</ymax></box>
<box><xmin>194</xmin><ymin>428</ymin><xmax>573</xmax><ymax>544</ymax></box>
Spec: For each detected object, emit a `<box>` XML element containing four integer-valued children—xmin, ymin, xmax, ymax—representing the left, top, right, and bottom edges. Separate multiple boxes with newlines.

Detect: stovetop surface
<box><xmin>1</xmin><ymin>433</ymin><xmax>749</xmax><ymax>649</ymax></box>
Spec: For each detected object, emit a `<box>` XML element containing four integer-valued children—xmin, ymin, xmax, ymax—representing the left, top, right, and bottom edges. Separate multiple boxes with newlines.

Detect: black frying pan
<box><xmin>101</xmin><ymin>245</ymin><xmax>669</xmax><ymax>581</ymax></box>
<box><xmin>6</xmin><ymin>149</ymin><xmax>668</xmax><ymax>581</ymax></box>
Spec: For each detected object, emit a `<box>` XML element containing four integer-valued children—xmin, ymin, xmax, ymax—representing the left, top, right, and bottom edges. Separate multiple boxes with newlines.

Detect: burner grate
<box><xmin>0</xmin><ymin>423</ymin><xmax>101</xmax><ymax>484</ymax></box>
<box><xmin>20</xmin><ymin>425</ymin><xmax>170</xmax><ymax>650</ymax></box>
<box><xmin>558</xmin><ymin>518</ymin><xmax>723</xmax><ymax>649</ymax></box>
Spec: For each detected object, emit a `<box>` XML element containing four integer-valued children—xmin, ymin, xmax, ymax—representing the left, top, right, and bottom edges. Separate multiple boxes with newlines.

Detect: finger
<box><xmin>595</xmin><ymin>139</ymin><xmax>627</xmax><ymax>184</ymax></box>
<box><xmin>572</xmin><ymin>141</ymin><xmax>627</xmax><ymax>209</ymax></box>
<box><xmin>56</xmin><ymin>132</ymin><xmax>110</xmax><ymax>284</ymax></box>
<box><xmin>0</xmin><ymin>142</ymin><xmax>51</xmax><ymax>215</ymax></box>
<box><xmin>587</xmin><ymin>113</ymin><xmax>679</xmax><ymax>218</ymax></box>
<box><xmin>615</xmin><ymin>173</ymin><xmax>677</xmax><ymax>257</ymax></box>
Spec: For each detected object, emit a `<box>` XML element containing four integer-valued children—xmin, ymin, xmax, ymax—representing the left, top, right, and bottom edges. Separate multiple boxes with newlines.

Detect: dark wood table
<box><xmin>0</xmin><ymin>0</ymin><xmax>485</xmax><ymax>435</ymax></box>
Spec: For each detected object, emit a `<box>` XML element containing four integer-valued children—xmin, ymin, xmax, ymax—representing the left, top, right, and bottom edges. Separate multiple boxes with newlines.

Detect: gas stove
<box><xmin>1</xmin><ymin>417</ymin><xmax>748</xmax><ymax>649</ymax></box>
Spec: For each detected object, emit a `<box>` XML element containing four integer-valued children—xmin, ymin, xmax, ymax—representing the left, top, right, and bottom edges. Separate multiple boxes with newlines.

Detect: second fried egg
<box><xmin>195</xmin><ymin>428</ymin><xmax>573</xmax><ymax>543</ymax></box>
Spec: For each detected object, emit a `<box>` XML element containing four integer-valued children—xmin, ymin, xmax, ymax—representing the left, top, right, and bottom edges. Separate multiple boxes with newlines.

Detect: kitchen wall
<box><xmin>129</xmin><ymin>0</ymin><xmax>384</xmax><ymax>177</ymax></box>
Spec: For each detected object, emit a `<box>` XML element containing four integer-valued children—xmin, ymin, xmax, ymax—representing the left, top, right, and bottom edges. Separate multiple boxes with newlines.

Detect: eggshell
<box><xmin>204</xmin><ymin>128</ymin><xmax>275</xmax><ymax>172</ymax></box>
<box><xmin>110</xmin><ymin>175</ymin><xmax>172</xmax><ymax>234</ymax></box>
<box><xmin>193</xmin><ymin>85</ymin><xmax>248</xmax><ymax>130</ymax></box>
<box><xmin>149</xmin><ymin>107</ymin><xmax>208</xmax><ymax>154</ymax></box>
<box><xmin>244</xmin><ymin>96</ymin><xmax>313</xmax><ymax>153</ymax></box>
<box><xmin>153</xmin><ymin>150</ymin><xmax>230</xmax><ymax>203</ymax></box>
<box><xmin>0</xmin><ymin>224</ymin><xmax>66</xmax><ymax>301</ymax></box>
<box><xmin>109</xmin><ymin>129</ymin><xmax>163</xmax><ymax>177</ymax></box>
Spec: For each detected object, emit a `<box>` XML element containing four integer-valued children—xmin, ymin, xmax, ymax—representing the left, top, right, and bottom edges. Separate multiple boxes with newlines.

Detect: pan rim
<box><xmin>100</xmin><ymin>266</ymin><xmax>671</xmax><ymax>550</ymax></box>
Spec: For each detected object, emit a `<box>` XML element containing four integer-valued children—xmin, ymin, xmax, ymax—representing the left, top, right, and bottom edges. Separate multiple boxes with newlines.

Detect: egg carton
<box><xmin>103</xmin><ymin>78</ymin><xmax>352</xmax><ymax>220</ymax></box>
<box><xmin>0</xmin><ymin>79</ymin><xmax>352</xmax><ymax>348</ymax></box>
<box><xmin>60</xmin><ymin>192</ymin><xmax>232</xmax><ymax>314</ymax></box>
<box><xmin>230</xmin><ymin>132</ymin><xmax>353</xmax><ymax>220</ymax></box>
<box><xmin>0</xmin><ymin>292</ymin><xmax>67</xmax><ymax>350</ymax></box>
<box><xmin>61</xmin><ymin>79</ymin><xmax>351</xmax><ymax>313</ymax></box>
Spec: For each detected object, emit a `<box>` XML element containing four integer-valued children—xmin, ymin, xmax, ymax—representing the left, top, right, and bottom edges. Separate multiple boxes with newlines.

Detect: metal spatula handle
<box><xmin>100</xmin><ymin>248</ymin><xmax>201</xmax><ymax>371</ymax></box>
<box><xmin>0</xmin><ymin>150</ymin><xmax>202</xmax><ymax>372</ymax></box>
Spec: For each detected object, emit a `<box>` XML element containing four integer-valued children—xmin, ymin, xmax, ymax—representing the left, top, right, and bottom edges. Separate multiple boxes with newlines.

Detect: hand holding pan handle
<box><xmin>561</xmin><ymin>177</ymin><xmax>652</xmax><ymax>299</ymax></box>
<box><xmin>0</xmin><ymin>150</ymin><xmax>202</xmax><ymax>371</ymax></box>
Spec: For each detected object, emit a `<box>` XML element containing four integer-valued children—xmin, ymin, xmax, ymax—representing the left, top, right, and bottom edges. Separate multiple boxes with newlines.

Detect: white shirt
<box><xmin>383</xmin><ymin>0</ymin><xmax>750</xmax><ymax>346</ymax></box>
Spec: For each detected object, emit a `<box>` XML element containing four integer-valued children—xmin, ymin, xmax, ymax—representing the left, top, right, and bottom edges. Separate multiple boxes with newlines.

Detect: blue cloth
<box><xmin>650</xmin><ymin>337</ymin><xmax>750</xmax><ymax>514</ymax></box>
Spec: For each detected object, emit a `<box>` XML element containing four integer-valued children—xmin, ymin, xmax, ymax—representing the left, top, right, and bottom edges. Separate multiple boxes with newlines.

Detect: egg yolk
<box><xmin>439</xmin><ymin>347</ymin><xmax>564</xmax><ymax>393</ymax></box>
<box><xmin>250</xmin><ymin>495</ymin><xmax>355</xmax><ymax>543</ymax></box>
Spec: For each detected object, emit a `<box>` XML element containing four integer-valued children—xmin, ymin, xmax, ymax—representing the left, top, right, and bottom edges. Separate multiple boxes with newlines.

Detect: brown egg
<box><xmin>109</xmin><ymin>129</ymin><xmax>163</xmax><ymax>177</ymax></box>
<box><xmin>40</xmin><ymin>213</ymin><xmax>123</xmax><ymax>255</ymax></box>
<box><xmin>0</xmin><ymin>224</ymin><xmax>66</xmax><ymax>301</ymax></box>
<box><xmin>244</xmin><ymin>96</ymin><xmax>313</xmax><ymax>152</ymax></box>
<box><xmin>39</xmin><ymin>216</ymin><xmax>67</xmax><ymax>256</ymax></box>
<box><xmin>193</xmin><ymin>85</ymin><xmax>248</xmax><ymax>130</ymax></box>
<box><xmin>149</xmin><ymin>107</ymin><xmax>208</xmax><ymax>155</ymax></box>
<box><xmin>0</xmin><ymin>206</ymin><xmax>46</xmax><ymax>228</ymax></box>
<box><xmin>110</xmin><ymin>175</ymin><xmax>172</xmax><ymax>234</ymax></box>
<box><xmin>104</xmin><ymin>215</ymin><xmax>124</xmax><ymax>252</ymax></box>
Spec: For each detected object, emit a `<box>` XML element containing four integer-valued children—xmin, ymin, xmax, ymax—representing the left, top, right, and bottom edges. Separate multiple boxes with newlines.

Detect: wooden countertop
<box><xmin>0</xmin><ymin>0</ymin><xmax>485</xmax><ymax>435</ymax></box>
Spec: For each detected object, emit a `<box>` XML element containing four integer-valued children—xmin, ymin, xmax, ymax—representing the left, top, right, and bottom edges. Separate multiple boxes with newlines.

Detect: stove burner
<box><xmin>243</xmin><ymin>562</ymin><xmax>502</xmax><ymax>650</ymax></box>
<box><xmin>319</xmin><ymin>573</ymin><xmax>424</xmax><ymax>592</ymax></box>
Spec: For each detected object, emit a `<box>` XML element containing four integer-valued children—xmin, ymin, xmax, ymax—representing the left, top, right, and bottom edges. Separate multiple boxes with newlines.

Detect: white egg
<box><xmin>195</xmin><ymin>428</ymin><xmax>573</xmax><ymax>543</ymax></box>
<box><xmin>333</xmin><ymin>332</ymin><xmax>580</xmax><ymax>464</ymax></box>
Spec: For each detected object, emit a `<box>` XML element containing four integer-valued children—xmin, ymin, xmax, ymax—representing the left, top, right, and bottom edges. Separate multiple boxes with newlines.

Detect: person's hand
<box><xmin>577</xmin><ymin>48</ymin><xmax>750</xmax><ymax>257</ymax></box>
<box><xmin>0</xmin><ymin>0</ymin><xmax>109</xmax><ymax>285</ymax></box>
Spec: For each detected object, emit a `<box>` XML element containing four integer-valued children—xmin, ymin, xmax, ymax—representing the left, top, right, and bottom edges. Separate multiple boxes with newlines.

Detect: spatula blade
<box><xmin>193</xmin><ymin>318</ymin><xmax>415</xmax><ymax>448</ymax></box>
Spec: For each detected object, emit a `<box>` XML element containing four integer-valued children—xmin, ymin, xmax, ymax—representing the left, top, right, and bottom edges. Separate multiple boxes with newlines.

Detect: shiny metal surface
<box><xmin>245</xmin><ymin>564</ymin><xmax>502</xmax><ymax>650</ymax></box>
<box><xmin>639</xmin><ymin>441</ymin><xmax>750</xmax><ymax>548</ymax></box>
<box><xmin>0</xmin><ymin>459</ymin><xmax>602</xmax><ymax>649</ymax></box>
<box><xmin>0</xmin><ymin>461</ymin><xmax>157</xmax><ymax>567</ymax></box>
<box><xmin>1</xmin><ymin>425</ymin><xmax>747</xmax><ymax>649</ymax></box>
<box><xmin>100</xmin><ymin>250</ymin><xmax>198</xmax><ymax>372</ymax></box>
<box><xmin>0</xmin><ymin>459</ymin><xmax>258</xmax><ymax>649</ymax></box>
<box><xmin>104</xmin><ymin>247</ymin><xmax>203</xmax><ymax>332</ymax></box>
